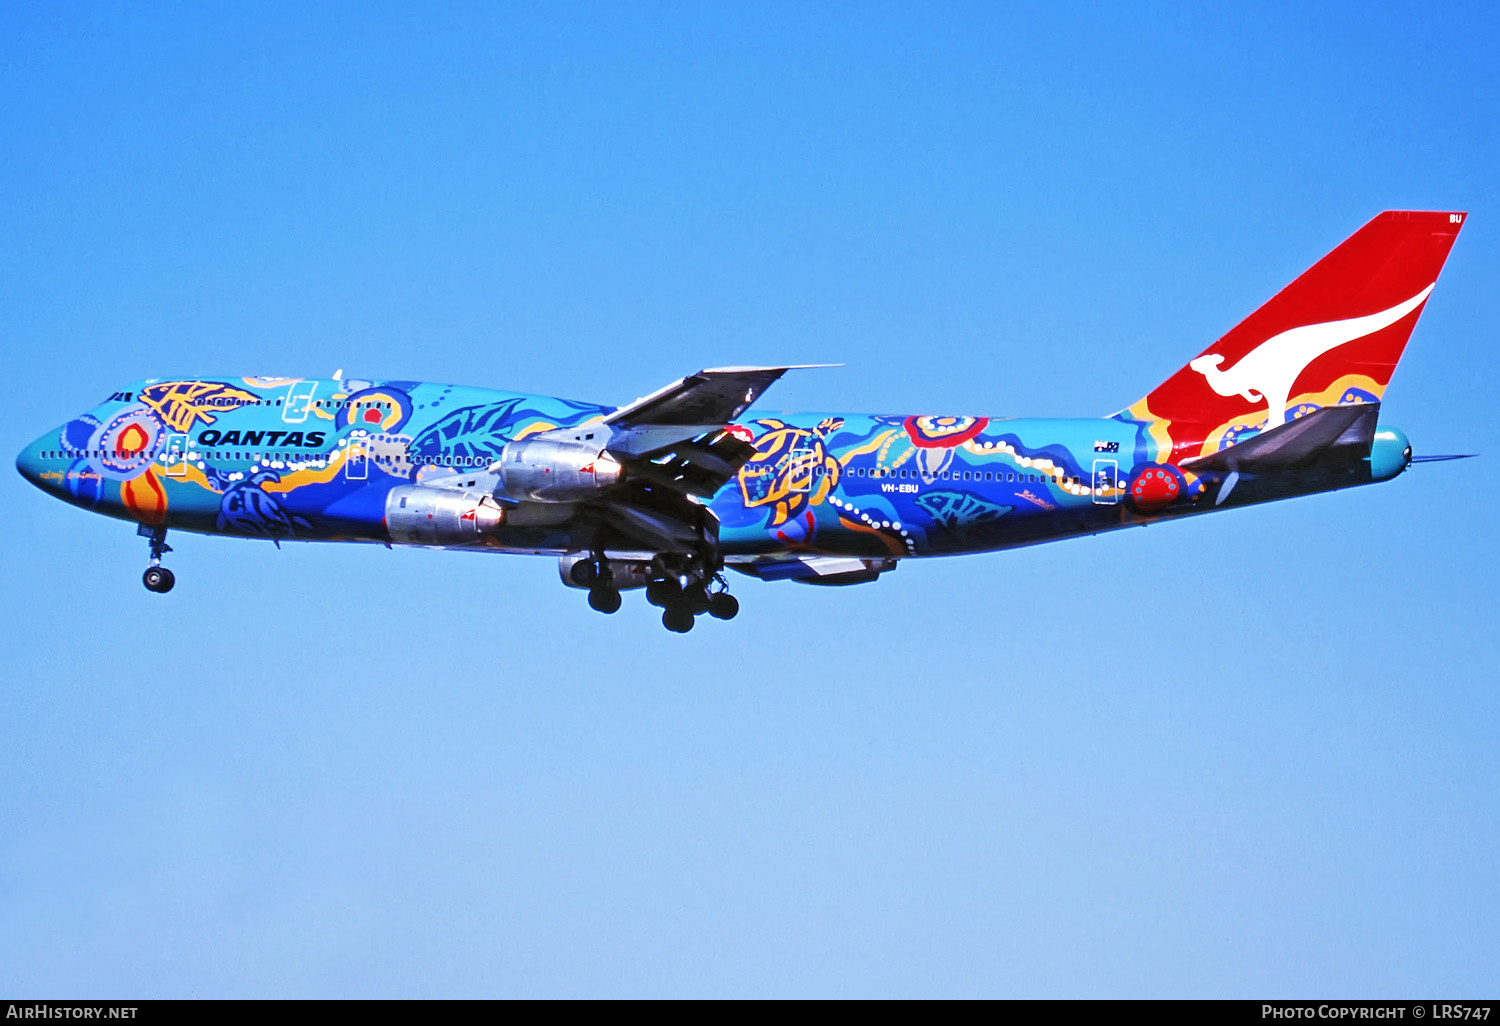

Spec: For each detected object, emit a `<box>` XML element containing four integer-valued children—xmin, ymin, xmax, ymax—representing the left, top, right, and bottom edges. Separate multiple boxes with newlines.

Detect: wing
<box><xmin>585</xmin><ymin>424</ymin><xmax>761</xmax><ymax>553</ymax></box>
<box><xmin>584</xmin><ymin>365</ymin><xmax>835</xmax><ymax>553</ymax></box>
<box><xmin>604</xmin><ymin>365</ymin><xmax>835</xmax><ymax>429</ymax></box>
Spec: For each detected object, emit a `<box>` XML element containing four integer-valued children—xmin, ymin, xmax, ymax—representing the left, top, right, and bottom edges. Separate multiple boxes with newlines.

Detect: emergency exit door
<box><xmin>1092</xmin><ymin>459</ymin><xmax>1118</xmax><ymax>504</ymax></box>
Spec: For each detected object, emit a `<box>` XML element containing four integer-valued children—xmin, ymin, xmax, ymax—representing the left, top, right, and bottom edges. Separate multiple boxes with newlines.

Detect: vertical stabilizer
<box><xmin>1123</xmin><ymin>211</ymin><xmax>1465</xmax><ymax>462</ymax></box>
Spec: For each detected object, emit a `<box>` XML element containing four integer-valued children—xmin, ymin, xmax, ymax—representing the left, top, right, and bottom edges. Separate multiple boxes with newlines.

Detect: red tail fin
<box><xmin>1126</xmin><ymin>210</ymin><xmax>1465</xmax><ymax>463</ymax></box>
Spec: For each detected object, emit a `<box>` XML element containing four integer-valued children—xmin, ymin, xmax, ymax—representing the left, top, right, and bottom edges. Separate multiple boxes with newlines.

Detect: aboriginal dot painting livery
<box><xmin>15</xmin><ymin>211</ymin><xmax>1471</xmax><ymax>631</ymax></box>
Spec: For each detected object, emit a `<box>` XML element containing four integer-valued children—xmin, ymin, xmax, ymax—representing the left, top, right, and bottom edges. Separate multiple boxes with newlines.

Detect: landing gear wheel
<box><xmin>138</xmin><ymin>525</ymin><xmax>174</xmax><ymax>592</ymax></box>
<box><xmin>142</xmin><ymin>566</ymin><xmax>175</xmax><ymax>593</ymax></box>
<box><xmin>708</xmin><ymin>592</ymin><xmax>739</xmax><ymax>620</ymax></box>
<box><xmin>662</xmin><ymin>606</ymin><xmax>694</xmax><ymax>633</ymax></box>
<box><xmin>588</xmin><ymin>587</ymin><xmax>621</xmax><ymax>614</ymax></box>
<box><xmin>681</xmin><ymin>586</ymin><xmax>711</xmax><ymax>616</ymax></box>
<box><xmin>646</xmin><ymin>579</ymin><xmax>681</xmax><ymax>608</ymax></box>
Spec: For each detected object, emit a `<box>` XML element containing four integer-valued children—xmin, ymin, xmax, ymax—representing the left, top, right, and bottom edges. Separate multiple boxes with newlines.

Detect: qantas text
<box><xmin>196</xmin><ymin>430</ymin><xmax>326</xmax><ymax>448</ymax></box>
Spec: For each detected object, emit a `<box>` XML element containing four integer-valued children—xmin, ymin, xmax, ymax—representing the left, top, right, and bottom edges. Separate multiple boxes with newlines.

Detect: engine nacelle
<box><xmin>386</xmin><ymin>486</ymin><xmax>505</xmax><ymax>545</ymax></box>
<box><xmin>496</xmin><ymin>438</ymin><xmax>622</xmax><ymax>502</ymax></box>
<box><xmin>558</xmin><ymin>554</ymin><xmax>652</xmax><ymax>592</ymax></box>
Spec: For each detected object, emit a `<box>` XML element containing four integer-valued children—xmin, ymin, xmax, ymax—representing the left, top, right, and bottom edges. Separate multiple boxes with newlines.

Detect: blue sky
<box><xmin>2</xmin><ymin>1</ymin><xmax>1497</xmax><ymax>997</ymax></box>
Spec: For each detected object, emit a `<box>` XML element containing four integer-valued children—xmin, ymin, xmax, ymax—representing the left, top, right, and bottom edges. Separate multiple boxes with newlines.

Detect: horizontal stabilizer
<box><xmin>1182</xmin><ymin>402</ymin><xmax>1380</xmax><ymax>473</ymax></box>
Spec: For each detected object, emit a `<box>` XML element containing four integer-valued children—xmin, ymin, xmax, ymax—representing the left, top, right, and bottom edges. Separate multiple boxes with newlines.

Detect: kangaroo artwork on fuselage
<box><xmin>16</xmin><ymin>211</ymin><xmax>1470</xmax><ymax>631</ymax></box>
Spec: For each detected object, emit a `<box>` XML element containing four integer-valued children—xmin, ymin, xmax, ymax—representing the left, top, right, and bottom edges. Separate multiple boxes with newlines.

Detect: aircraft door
<box><xmin>164</xmin><ymin>434</ymin><xmax>189</xmax><ymax>478</ymax></box>
<box><xmin>1092</xmin><ymin>459</ymin><xmax>1118</xmax><ymax>504</ymax></box>
<box><xmin>345</xmin><ymin>440</ymin><xmax>368</xmax><ymax>481</ymax></box>
<box><xmin>282</xmin><ymin>380</ymin><xmax>318</xmax><ymax>423</ymax></box>
<box><xmin>787</xmin><ymin>448</ymin><xmax>816</xmax><ymax>493</ymax></box>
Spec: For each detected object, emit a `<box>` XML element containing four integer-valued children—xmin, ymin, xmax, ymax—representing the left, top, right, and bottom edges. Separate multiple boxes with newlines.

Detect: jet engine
<box><xmin>386</xmin><ymin>486</ymin><xmax>505</xmax><ymax>545</ymax></box>
<box><xmin>496</xmin><ymin>438</ymin><xmax>623</xmax><ymax>502</ymax></box>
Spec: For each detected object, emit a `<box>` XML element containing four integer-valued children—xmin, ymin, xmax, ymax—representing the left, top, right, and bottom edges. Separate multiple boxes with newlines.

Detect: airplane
<box><xmin>15</xmin><ymin>210</ymin><xmax>1469</xmax><ymax>632</ymax></box>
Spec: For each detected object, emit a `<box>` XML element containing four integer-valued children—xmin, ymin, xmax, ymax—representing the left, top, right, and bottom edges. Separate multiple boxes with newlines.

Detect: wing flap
<box><xmin>579</xmin><ymin>364</ymin><xmax>832</xmax><ymax>553</ymax></box>
<box><xmin>728</xmin><ymin>556</ymin><xmax>898</xmax><ymax>586</ymax></box>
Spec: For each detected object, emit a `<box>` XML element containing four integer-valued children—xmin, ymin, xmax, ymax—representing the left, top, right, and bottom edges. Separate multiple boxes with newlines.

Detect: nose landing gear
<box><xmin>143</xmin><ymin>566</ymin><xmax>175</xmax><ymax>593</ymax></box>
<box><xmin>138</xmin><ymin>524</ymin><xmax>175</xmax><ymax>594</ymax></box>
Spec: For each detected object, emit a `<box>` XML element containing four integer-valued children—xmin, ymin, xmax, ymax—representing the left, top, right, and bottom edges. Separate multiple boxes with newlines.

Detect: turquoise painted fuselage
<box><xmin>16</xmin><ymin>375</ymin><xmax>1402</xmax><ymax>562</ymax></box>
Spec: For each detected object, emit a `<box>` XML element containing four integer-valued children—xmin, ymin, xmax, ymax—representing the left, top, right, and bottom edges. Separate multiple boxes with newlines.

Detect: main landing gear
<box><xmin>643</xmin><ymin>562</ymin><xmax>738</xmax><ymax>634</ymax></box>
<box><xmin>139</xmin><ymin>524</ymin><xmax>175</xmax><ymax>594</ymax></box>
<box><xmin>571</xmin><ymin>554</ymin><xmax>624</xmax><ymax>614</ymax></box>
<box><xmin>588</xmin><ymin>584</ymin><xmax>622</xmax><ymax>614</ymax></box>
<box><xmin>575</xmin><ymin>551</ymin><xmax>739</xmax><ymax>632</ymax></box>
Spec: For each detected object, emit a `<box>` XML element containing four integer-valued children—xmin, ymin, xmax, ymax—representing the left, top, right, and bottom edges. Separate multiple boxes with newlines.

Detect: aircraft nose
<box><xmin>15</xmin><ymin>431</ymin><xmax>61</xmax><ymax>495</ymax></box>
<box><xmin>15</xmin><ymin>439</ymin><xmax>42</xmax><ymax>487</ymax></box>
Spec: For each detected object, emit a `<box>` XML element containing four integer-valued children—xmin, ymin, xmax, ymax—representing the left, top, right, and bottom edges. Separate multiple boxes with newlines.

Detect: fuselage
<box><xmin>14</xmin><ymin>375</ymin><xmax>1412</xmax><ymax>563</ymax></box>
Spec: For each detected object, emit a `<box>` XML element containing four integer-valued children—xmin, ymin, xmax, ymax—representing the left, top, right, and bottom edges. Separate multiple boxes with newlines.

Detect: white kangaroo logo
<box><xmin>1189</xmin><ymin>284</ymin><xmax>1433</xmax><ymax>427</ymax></box>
